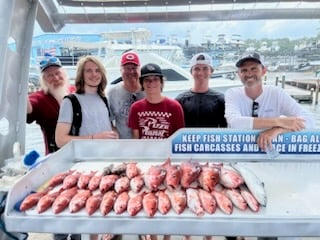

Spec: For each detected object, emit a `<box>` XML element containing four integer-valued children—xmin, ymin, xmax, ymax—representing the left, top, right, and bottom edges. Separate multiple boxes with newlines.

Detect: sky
<box><xmin>33</xmin><ymin>19</ymin><xmax>320</xmax><ymax>45</ymax></box>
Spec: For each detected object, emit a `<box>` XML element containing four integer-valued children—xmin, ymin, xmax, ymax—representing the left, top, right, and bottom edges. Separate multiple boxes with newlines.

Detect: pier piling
<box><xmin>281</xmin><ymin>74</ymin><xmax>285</xmax><ymax>89</ymax></box>
<box><xmin>315</xmin><ymin>79</ymin><xmax>319</xmax><ymax>105</ymax></box>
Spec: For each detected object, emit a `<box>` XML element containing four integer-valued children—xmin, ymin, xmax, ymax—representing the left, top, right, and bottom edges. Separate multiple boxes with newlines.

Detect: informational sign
<box><xmin>171</xmin><ymin>129</ymin><xmax>320</xmax><ymax>154</ymax></box>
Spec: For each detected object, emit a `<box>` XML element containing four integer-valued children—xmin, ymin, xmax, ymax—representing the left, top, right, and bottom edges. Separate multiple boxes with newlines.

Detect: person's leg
<box><xmin>53</xmin><ymin>234</ymin><xmax>69</xmax><ymax>240</ymax></box>
<box><xmin>112</xmin><ymin>235</ymin><xmax>123</xmax><ymax>240</ymax></box>
<box><xmin>257</xmin><ymin>238</ymin><xmax>277</xmax><ymax>240</ymax></box>
<box><xmin>101</xmin><ymin>234</ymin><xmax>114</xmax><ymax>240</ymax></box>
<box><xmin>70</xmin><ymin>234</ymin><xmax>81</xmax><ymax>240</ymax></box>
<box><xmin>90</xmin><ymin>234</ymin><xmax>99</xmax><ymax>240</ymax></box>
<box><xmin>182</xmin><ymin>236</ymin><xmax>191</xmax><ymax>240</ymax></box>
<box><xmin>163</xmin><ymin>235</ymin><xmax>171</xmax><ymax>240</ymax></box>
<box><xmin>203</xmin><ymin>236</ymin><xmax>214</xmax><ymax>240</ymax></box>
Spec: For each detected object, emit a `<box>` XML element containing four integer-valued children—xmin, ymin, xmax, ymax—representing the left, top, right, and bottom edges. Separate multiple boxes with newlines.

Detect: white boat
<box><xmin>106</xmin><ymin>52</ymin><xmax>242</xmax><ymax>95</ymax></box>
<box><xmin>268</xmin><ymin>62</ymin><xmax>280</xmax><ymax>72</ymax></box>
<box><xmin>61</xmin><ymin>28</ymin><xmax>186</xmax><ymax>67</ymax></box>
<box><xmin>294</xmin><ymin>62</ymin><xmax>312</xmax><ymax>72</ymax></box>
<box><xmin>213</xmin><ymin>62</ymin><xmax>237</xmax><ymax>80</ymax></box>
<box><xmin>62</xmin><ymin>49</ymin><xmax>242</xmax><ymax>96</ymax></box>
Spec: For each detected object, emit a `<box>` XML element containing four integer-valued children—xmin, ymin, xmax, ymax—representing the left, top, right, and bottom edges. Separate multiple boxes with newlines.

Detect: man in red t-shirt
<box><xmin>27</xmin><ymin>55</ymin><xmax>72</xmax><ymax>155</ymax></box>
<box><xmin>128</xmin><ymin>63</ymin><xmax>185</xmax><ymax>139</ymax></box>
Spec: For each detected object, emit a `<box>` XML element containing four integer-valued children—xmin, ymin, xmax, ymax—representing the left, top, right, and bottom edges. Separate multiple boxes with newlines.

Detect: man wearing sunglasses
<box><xmin>27</xmin><ymin>54</ymin><xmax>72</xmax><ymax>155</ymax></box>
<box><xmin>225</xmin><ymin>52</ymin><xmax>315</xmax><ymax>154</ymax></box>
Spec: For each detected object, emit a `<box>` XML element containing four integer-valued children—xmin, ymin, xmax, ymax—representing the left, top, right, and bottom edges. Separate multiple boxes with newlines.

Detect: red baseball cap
<box><xmin>121</xmin><ymin>51</ymin><xmax>140</xmax><ymax>66</ymax></box>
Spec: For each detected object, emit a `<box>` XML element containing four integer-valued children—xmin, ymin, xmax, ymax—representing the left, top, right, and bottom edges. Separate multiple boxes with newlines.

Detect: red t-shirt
<box><xmin>27</xmin><ymin>90</ymin><xmax>60</xmax><ymax>154</ymax></box>
<box><xmin>128</xmin><ymin>97</ymin><xmax>185</xmax><ymax>139</ymax></box>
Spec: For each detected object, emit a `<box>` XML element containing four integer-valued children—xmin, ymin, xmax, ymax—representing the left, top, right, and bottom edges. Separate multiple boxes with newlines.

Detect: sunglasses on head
<box><xmin>252</xmin><ymin>101</ymin><xmax>259</xmax><ymax>117</ymax></box>
<box><xmin>39</xmin><ymin>57</ymin><xmax>61</xmax><ymax>69</ymax></box>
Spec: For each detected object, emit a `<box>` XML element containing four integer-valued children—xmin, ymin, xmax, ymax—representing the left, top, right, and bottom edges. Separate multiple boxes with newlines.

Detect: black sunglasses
<box><xmin>252</xmin><ymin>101</ymin><xmax>259</xmax><ymax>117</ymax></box>
<box><xmin>130</xmin><ymin>93</ymin><xmax>137</xmax><ymax>103</ymax></box>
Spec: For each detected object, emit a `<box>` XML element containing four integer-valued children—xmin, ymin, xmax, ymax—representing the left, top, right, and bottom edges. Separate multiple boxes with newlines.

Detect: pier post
<box><xmin>315</xmin><ymin>79</ymin><xmax>319</xmax><ymax>105</ymax></box>
<box><xmin>281</xmin><ymin>74</ymin><xmax>285</xmax><ymax>89</ymax></box>
<box><xmin>310</xmin><ymin>88</ymin><xmax>314</xmax><ymax>104</ymax></box>
<box><xmin>275</xmin><ymin>76</ymin><xmax>279</xmax><ymax>86</ymax></box>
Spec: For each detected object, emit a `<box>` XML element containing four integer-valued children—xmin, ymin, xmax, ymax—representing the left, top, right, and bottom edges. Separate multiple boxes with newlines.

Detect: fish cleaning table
<box><xmin>4</xmin><ymin>129</ymin><xmax>320</xmax><ymax>237</ymax></box>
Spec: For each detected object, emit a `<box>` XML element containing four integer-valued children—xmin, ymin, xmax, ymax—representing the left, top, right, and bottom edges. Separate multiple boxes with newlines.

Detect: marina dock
<box><xmin>285</xmin><ymin>78</ymin><xmax>320</xmax><ymax>104</ymax></box>
<box><xmin>266</xmin><ymin>72</ymin><xmax>319</xmax><ymax>104</ymax></box>
<box><xmin>283</xmin><ymin>85</ymin><xmax>314</xmax><ymax>103</ymax></box>
<box><xmin>288</xmin><ymin>79</ymin><xmax>319</xmax><ymax>90</ymax></box>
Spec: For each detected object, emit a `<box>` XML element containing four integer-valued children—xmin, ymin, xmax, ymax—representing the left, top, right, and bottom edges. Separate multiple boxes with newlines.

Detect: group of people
<box><xmin>27</xmin><ymin>49</ymin><xmax>315</xmax><ymax>240</ymax></box>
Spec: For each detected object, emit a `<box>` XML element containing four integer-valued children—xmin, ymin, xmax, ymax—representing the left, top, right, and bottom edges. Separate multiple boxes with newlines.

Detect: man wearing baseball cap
<box><xmin>176</xmin><ymin>52</ymin><xmax>227</xmax><ymax>128</ymax></box>
<box><xmin>107</xmin><ymin>50</ymin><xmax>145</xmax><ymax>139</ymax></box>
<box><xmin>26</xmin><ymin>54</ymin><xmax>72</xmax><ymax>155</ymax></box>
<box><xmin>225</xmin><ymin>51</ymin><xmax>314</xmax><ymax>181</ymax></box>
<box><xmin>235</xmin><ymin>51</ymin><xmax>263</xmax><ymax>67</ymax></box>
<box><xmin>120</xmin><ymin>50</ymin><xmax>140</xmax><ymax>66</ymax></box>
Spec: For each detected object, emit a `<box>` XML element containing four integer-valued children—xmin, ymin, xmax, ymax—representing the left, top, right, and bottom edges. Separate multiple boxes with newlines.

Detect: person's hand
<box><xmin>278</xmin><ymin>117</ymin><xmax>305</xmax><ymax>131</ymax></box>
<box><xmin>93</xmin><ymin>130</ymin><xmax>119</xmax><ymax>139</ymax></box>
<box><xmin>257</xmin><ymin>128</ymin><xmax>282</xmax><ymax>151</ymax></box>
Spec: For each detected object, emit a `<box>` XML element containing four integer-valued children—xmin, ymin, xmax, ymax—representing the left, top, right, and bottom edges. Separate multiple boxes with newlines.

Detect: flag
<box><xmin>44</xmin><ymin>48</ymin><xmax>56</xmax><ymax>56</ymax></box>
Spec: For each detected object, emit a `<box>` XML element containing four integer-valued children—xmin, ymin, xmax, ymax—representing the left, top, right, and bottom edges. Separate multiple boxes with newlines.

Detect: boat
<box><xmin>59</xmin><ymin>31</ymin><xmax>242</xmax><ymax>94</ymax></box>
<box><xmin>104</xmin><ymin>52</ymin><xmax>242</xmax><ymax>95</ymax></box>
<box><xmin>60</xmin><ymin>28</ymin><xmax>186</xmax><ymax>67</ymax></box>
<box><xmin>294</xmin><ymin>62</ymin><xmax>312</xmax><ymax>72</ymax></box>
<box><xmin>267</xmin><ymin>62</ymin><xmax>280</xmax><ymax>72</ymax></box>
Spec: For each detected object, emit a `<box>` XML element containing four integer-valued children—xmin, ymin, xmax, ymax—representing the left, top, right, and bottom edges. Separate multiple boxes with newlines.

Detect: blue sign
<box><xmin>171</xmin><ymin>129</ymin><xmax>320</xmax><ymax>154</ymax></box>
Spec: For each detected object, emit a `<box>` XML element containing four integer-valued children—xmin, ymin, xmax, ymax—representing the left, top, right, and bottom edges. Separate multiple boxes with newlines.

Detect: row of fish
<box><xmin>18</xmin><ymin>158</ymin><xmax>267</xmax><ymax>216</ymax></box>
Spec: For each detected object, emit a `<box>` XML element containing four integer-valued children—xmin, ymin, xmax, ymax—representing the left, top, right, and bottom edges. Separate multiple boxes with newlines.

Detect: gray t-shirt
<box><xmin>107</xmin><ymin>82</ymin><xmax>145</xmax><ymax>139</ymax></box>
<box><xmin>58</xmin><ymin>93</ymin><xmax>112</xmax><ymax>136</ymax></box>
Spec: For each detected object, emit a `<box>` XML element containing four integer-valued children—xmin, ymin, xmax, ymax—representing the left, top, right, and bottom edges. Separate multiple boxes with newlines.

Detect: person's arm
<box><xmin>55</xmin><ymin>122</ymin><xmax>94</xmax><ymax>148</ymax></box>
<box><xmin>256</xmin><ymin>127</ymin><xmax>289</xmax><ymax>151</ymax></box>
<box><xmin>55</xmin><ymin>97</ymin><xmax>95</xmax><ymax>148</ymax></box>
<box><xmin>132</xmin><ymin>129</ymin><xmax>139</xmax><ymax>139</ymax></box>
<box><xmin>278</xmin><ymin>88</ymin><xmax>315</xmax><ymax>129</ymax></box>
<box><xmin>55</xmin><ymin>122</ymin><xmax>119</xmax><ymax>148</ymax></box>
<box><xmin>252</xmin><ymin>116</ymin><xmax>305</xmax><ymax>131</ymax></box>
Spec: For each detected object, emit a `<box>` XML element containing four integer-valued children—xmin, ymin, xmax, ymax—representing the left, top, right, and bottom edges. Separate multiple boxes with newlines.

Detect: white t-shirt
<box><xmin>58</xmin><ymin>93</ymin><xmax>112</xmax><ymax>136</ymax></box>
<box><xmin>225</xmin><ymin>85</ymin><xmax>315</xmax><ymax>129</ymax></box>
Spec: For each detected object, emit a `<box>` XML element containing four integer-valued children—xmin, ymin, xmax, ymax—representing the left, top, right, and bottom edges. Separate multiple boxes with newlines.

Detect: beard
<box><xmin>49</xmin><ymin>83</ymin><xmax>69</xmax><ymax>104</ymax></box>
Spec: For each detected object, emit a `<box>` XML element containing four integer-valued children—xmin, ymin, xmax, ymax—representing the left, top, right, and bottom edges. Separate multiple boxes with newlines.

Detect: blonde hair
<box><xmin>74</xmin><ymin>56</ymin><xmax>107</xmax><ymax>96</ymax></box>
<box><xmin>40</xmin><ymin>74</ymin><xmax>49</xmax><ymax>93</ymax></box>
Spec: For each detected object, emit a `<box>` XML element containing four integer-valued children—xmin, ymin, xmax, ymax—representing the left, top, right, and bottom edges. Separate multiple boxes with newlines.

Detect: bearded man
<box><xmin>27</xmin><ymin>55</ymin><xmax>72</xmax><ymax>155</ymax></box>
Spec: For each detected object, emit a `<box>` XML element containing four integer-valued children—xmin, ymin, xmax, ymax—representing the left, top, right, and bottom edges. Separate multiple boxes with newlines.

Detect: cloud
<box><xmin>34</xmin><ymin>19</ymin><xmax>320</xmax><ymax>44</ymax></box>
